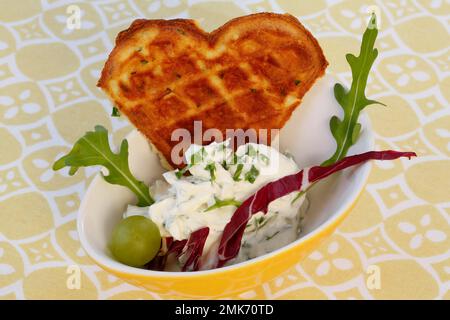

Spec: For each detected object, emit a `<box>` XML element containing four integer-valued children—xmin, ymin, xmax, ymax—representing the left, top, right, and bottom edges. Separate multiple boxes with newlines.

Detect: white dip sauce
<box><xmin>124</xmin><ymin>141</ymin><xmax>307</xmax><ymax>270</ymax></box>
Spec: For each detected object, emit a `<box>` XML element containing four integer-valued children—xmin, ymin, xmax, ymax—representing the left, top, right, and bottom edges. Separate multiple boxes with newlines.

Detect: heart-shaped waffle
<box><xmin>98</xmin><ymin>13</ymin><xmax>328</xmax><ymax>168</ymax></box>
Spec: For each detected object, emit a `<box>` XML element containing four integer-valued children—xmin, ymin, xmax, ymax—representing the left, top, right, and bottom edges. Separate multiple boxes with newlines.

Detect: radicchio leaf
<box><xmin>146</xmin><ymin>228</ymin><xmax>209</xmax><ymax>272</ymax></box>
<box><xmin>146</xmin><ymin>237</ymin><xmax>187</xmax><ymax>271</ymax></box>
<box><xmin>180</xmin><ymin>227</ymin><xmax>210</xmax><ymax>271</ymax></box>
<box><xmin>216</xmin><ymin>150</ymin><xmax>416</xmax><ymax>267</ymax></box>
<box><xmin>168</xmin><ymin>237</ymin><xmax>188</xmax><ymax>256</ymax></box>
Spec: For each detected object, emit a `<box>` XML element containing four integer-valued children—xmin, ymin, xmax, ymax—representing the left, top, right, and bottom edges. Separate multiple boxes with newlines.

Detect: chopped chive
<box><xmin>190</xmin><ymin>147</ymin><xmax>206</xmax><ymax>165</ymax></box>
<box><xmin>175</xmin><ymin>165</ymin><xmax>190</xmax><ymax>179</ymax></box>
<box><xmin>244</xmin><ymin>165</ymin><xmax>259</xmax><ymax>183</ymax></box>
<box><xmin>259</xmin><ymin>153</ymin><xmax>270</xmax><ymax>165</ymax></box>
<box><xmin>204</xmin><ymin>196</ymin><xmax>241</xmax><ymax>212</ymax></box>
<box><xmin>111</xmin><ymin>106</ymin><xmax>120</xmax><ymax>117</ymax></box>
<box><xmin>246</xmin><ymin>145</ymin><xmax>257</xmax><ymax>157</ymax></box>
<box><xmin>253</xmin><ymin>215</ymin><xmax>274</xmax><ymax>231</ymax></box>
<box><xmin>294</xmin><ymin>79</ymin><xmax>301</xmax><ymax>85</ymax></box>
<box><xmin>232</xmin><ymin>153</ymin><xmax>238</xmax><ymax>165</ymax></box>
<box><xmin>140</xmin><ymin>59</ymin><xmax>148</xmax><ymax>65</ymax></box>
<box><xmin>205</xmin><ymin>163</ymin><xmax>216</xmax><ymax>182</ymax></box>
<box><xmin>255</xmin><ymin>216</ymin><xmax>265</xmax><ymax>226</ymax></box>
<box><xmin>221</xmin><ymin>159</ymin><xmax>228</xmax><ymax>170</ymax></box>
<box><xmin>233</xmin><ymin>163</ymin><xmax>244</xmax><ymax>181</ymax></box>
<box><xmin>291</xmin><ymin>190</ymin><xmax>306</xmax><ymax>204</ymax></box>
<box><xmin>266</xmin><ymin>231</ymin><xmax>280</xmax><ymax>241</ymax></box>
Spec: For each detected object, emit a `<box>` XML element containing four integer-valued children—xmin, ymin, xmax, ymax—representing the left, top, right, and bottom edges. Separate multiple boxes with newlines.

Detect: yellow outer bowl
<box><xmin>84</xmin><ymin>184</ymin><xmax>366</xmax><ymax>299</ymax></box>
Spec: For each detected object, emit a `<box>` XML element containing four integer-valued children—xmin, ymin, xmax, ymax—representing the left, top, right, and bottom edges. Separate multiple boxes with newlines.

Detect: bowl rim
<box><xmin>77</xmin><ymin>115</ymin><xmax>373</xmax><ymax>278</ymax></box>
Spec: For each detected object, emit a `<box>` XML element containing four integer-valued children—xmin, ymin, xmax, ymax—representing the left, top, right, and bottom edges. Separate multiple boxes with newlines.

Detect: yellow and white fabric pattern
<box><xmin>0</xmin><ymin>0</ymin><xmax>449</xmax><ymax>299</ymax></box>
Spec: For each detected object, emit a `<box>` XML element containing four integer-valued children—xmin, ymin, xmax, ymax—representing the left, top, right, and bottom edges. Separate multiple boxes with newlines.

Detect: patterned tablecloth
<box><xmin>0</xmin><ymin>0</ymin><xmax>449</xmax><ymax>300</ymax></box>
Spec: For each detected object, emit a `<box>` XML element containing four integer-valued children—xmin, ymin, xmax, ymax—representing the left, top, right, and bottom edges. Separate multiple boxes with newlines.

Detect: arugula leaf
<box><xmin>52</xmin><ymin>125</ymin><xmax>154</xmax><ymax>207</ymax></box>
<box><xmin>204</xmin><ymin>196</ymin><xmax>242</xmax><ymax>212</ymax></box>
<box><xmin>322</xmin><ymin>13</ymin><xmax>384</xmax><ymax>166</ymax></box>
<box><xmin>244</xmin><ymin>165</ymin><xmax>260</xmax><ymax>183</ymax></box>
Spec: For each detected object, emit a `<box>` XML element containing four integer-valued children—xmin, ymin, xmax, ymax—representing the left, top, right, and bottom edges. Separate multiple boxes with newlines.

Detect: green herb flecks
<box><xmin>291</xmin><ymin>190</ymin><xmax>306</xmax><ymax>205</ymax></box>
<box><xmin>255</xmin><ymin>216</ymin><xmax>264</xmax><ymax>224</ymax></box>
<box><xmin>52</xmin><ymin>126</ymin><xmax>153</xmax><ymax>207</ymax></box>
<box><xmin>259</xmin><ymin>153</ymin><xmax>270</xmax><ymax>165</ymax></box>
<box><xmin>265</xmin><ymin>231</ymin><xmax>280</xmax><ymax>241</ymax></box>
<box><xmin>245</xmin><ymin>165</ymin><xmax>259</xmax><ymax>183</ymax></box>
<box><xmin>175</xmin><ymin>147</ymin><xmax>207</xmax><ymax>179</ymax></box>
<box><xmin>246</xmin><ymin>145</ymin><xmax>257</xmax><ymax>157</ymax></box>
<box><xmin>254</xmin><ymin>216</ymin><xmax>273</xmax><ymax>231</ymax></box>
<box><xmin>245</xmin><ymin>215</ymin><xmax>275</xmax><ymax>232</ymax></box>
<box><xmin>204</xmin><ymin>196</ymin><xmax>242</xmax><ymax>212</ymax></box>
<box><xmin>232</xmin><ymin>153</ymin><xmax>238</xmax><ymax>165</ymax></box>
<box><xmin>322</xmin><ymin>13</ymin><xmax>384</xmax><ymax>166</ymax></box>
<box><xmin>175</xmin><ymin>165</ymin><xmax>190</xmax><ymax>179</ymax></box>
<box><xmin>221</xmin><ymin>159</ymin><xmax>229</xmax><ymax>171</ymax></box>
<box><xmin>205</xmin><ymin>163</ymin><xmax>216</xmax><ymax>182</ymax></box>
<box><xmin>233</xmin><ymin>163</ymin><xmax>244</xmax><ymax>181</ymax></box>
<box><xmin>176</xmin><ymin>28</ymin><xmax>186</xmax><ymax>35</ymax></box>
<box><xmin>111</xmin><ymin>106</ymin><xmax>120</xmax><ymax>117</ymax></box>
<box><xmin>244</xmin><ymin>145</ymin><xmax>269</xmax><ymax>165</ymax></box>
<box><xmin>241</xmin><ymin>241</ymin><xmax>250</xmax><ymax>248</ymax></box>
<box><xmin>190</xmin><ymin>147</ymin><xmax>206</xmax><ymax>165</ymax></box>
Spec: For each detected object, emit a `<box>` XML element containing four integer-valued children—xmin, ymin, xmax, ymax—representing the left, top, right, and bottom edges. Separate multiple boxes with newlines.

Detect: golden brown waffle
<box><xmin>98</xmin><ymin>13</ymin><xmax>328</xmax><ymax>168</ymax></box>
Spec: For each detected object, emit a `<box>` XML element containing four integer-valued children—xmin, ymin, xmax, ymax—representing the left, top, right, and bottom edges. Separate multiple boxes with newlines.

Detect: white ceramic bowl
<box><xmin>77</xmin><ymin>74</ymin><xmax>373</xmax><ymax>298</ymax></box>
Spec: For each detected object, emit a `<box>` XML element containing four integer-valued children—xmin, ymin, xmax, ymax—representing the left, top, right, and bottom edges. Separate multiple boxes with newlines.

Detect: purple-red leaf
<box><xmin>146</xmin><ymin>237</ymin><xmax>187</xmax><ymax>271</ymax></box>
<box><xmin>167</xmin><ymin>237</ymin><xmax>188</xmax><ymax>256</ymax></box>
<box><xmin>146</xmin><ymin>228</ymin><xmax>209</xmax><ymax>271</ymax></box>
<box><xmin>216</xmin><ymin>150</ymin><xmax>416</xmax><ymax>267</ymax></box>
<box><xmin>180</xmin><ymin>227</ymin><xmax>210</xmax><ymax>271</ymax></box>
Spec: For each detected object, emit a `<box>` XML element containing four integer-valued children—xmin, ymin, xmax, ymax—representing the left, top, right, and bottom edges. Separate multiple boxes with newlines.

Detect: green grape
<box><xmin>110</xmin><ymin>216</ymin><xmax>161</xmax><ymax>267</ymax></box>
